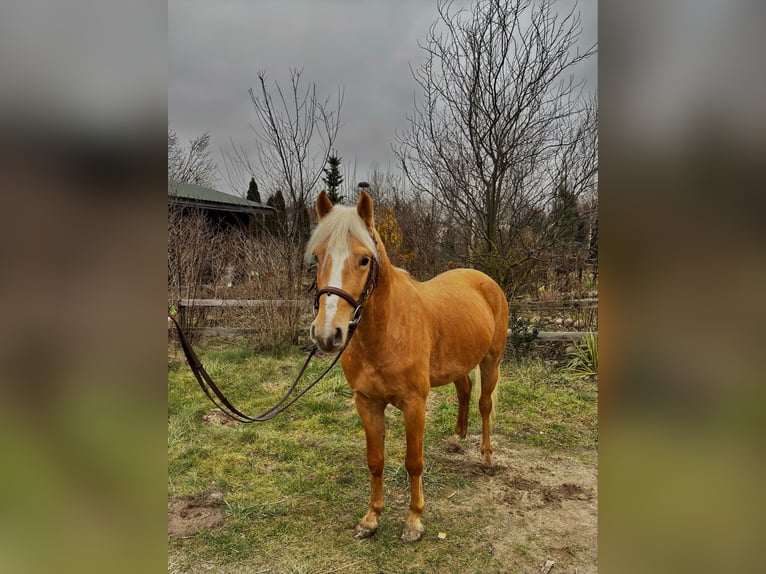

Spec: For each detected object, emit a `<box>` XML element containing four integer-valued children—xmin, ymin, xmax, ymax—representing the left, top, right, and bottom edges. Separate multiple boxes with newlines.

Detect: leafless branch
<box><xmin>394</xmin><ymin>0</ymin><xmax>596</xmax><ymax>292</ymax></box>
<box><xmin>223</xmin><ymin>69</ymin><xmax>344</xmax><ymax>240</ymax></box>
<box><xmin>168</xmin><ymin>129</ymin><xmax>218</xmax><ymax>187</ymax></box>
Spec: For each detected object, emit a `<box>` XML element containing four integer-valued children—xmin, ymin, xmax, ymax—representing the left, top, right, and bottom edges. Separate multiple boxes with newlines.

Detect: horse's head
<box><xmin>305</xmin><ymin>191</ymin><xmax>379</xmax><ymax>353</ymax></box>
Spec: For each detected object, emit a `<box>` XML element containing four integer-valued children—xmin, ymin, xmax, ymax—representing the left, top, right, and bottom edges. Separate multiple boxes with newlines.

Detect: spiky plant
<box><xmin>566</xmin><ymin>332</ymin><xmax>598</xmax><ymax>379</ymax></box>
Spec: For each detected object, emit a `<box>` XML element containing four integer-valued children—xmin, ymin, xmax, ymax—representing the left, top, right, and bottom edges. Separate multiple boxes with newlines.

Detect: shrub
<box><xmin>565</xmin><ymin>332</ymin><xmax>598</xmax><ymax>379</ymax></box>
<box><xmin>508</xmin><ymin>311</ymin><xmax>541</xmax><ymax>361</ymax></box>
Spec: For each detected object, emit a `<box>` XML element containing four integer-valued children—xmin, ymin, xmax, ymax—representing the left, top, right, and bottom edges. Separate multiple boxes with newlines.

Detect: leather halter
<box><xmin>313</xmin><ymin>254</ymin><xmax>379</xmax><ymax>336</ymax></box>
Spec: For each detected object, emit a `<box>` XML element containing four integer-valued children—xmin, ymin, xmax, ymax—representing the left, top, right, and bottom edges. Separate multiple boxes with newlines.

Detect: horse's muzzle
<box><xmin>311</xmin><ymin>323</ymin><xmax>347</xmax><ymax>353</ymax></box>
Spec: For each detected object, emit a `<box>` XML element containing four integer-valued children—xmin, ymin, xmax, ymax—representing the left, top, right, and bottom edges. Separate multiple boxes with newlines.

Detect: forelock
<box><xmin>304</xmin><ymin>205</ymin><xmax>378</xmax><ymax>264</ymax></box>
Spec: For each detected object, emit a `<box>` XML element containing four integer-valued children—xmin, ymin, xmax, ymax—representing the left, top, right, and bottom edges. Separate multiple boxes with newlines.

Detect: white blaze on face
<box><xmin>322</xmin><ymin>243</ymin><xmax>349</xmax><ymax>334</ymax></box>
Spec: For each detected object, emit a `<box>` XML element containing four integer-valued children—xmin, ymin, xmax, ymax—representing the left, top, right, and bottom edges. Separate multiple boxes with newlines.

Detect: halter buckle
<box><xmin>349</xmin><ymin>305</ymin><xmax>363</xmax><ymax>327</ymax></box>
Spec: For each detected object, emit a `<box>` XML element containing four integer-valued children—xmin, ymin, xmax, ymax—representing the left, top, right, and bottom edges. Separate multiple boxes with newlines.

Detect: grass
<box><xmin>168</xmin><ymin>346</ymin><xmax>597</xmax><ymax>573</ymax></box>
<box><xmin>495</xmin><ymin>359</ymin><xmax>598</xmax><ymax>450</ymax></box>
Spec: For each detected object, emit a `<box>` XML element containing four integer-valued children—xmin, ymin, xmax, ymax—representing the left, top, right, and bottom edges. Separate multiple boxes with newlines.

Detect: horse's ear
<box><xmin>356</xmin><ymin>191</ymin><xmax>374</xmax><ymax>231</ymax></box>
<box><xmin>316</xmin><ymin>190</ymin><xmax>333</xmax><ymax>220</ymax></box>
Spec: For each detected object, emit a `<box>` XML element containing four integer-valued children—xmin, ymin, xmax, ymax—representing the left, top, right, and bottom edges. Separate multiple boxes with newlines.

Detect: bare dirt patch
<box><xmin>430</xmin><ymin>435</ymin><xmax>597</xmax><ymax>574</ymax></box>
<box><xmin>202</xmin><ymin>409</ymin><xmax>238</xmax><ymax>427</ymax></box>
<box><xmin>168</xmin><ymin>493</ymin><xmax>225</xmax><ymax>539</ymax></box>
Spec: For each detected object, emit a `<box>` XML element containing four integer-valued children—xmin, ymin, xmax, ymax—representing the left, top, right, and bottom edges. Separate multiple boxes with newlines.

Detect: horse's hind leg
<box><xmin>478</xmin><ymin>354</ymin><xmax>501</xmax><ymax>467</ymax></box>
<box><xmin>452</xmin><ymin>374</ymin><xmax>472</xmax><ymax>439</ymax></box>
<box><xmin>479</xmin><ymin>292</ymin><xmax>508</xmax><ymax>468</ymax></box>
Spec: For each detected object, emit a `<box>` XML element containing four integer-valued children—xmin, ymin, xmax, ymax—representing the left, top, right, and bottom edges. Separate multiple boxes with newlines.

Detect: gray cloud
<box><xmin>169</xmin><ymin>0</ymin><xmax>596</xmax><ymax>195</ymax></box>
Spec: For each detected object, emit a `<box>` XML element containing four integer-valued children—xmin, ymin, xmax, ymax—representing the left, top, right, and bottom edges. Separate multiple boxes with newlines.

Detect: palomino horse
<box><xmin>306</xmin><ymin>191</ymin><xmax>508</xmax><ymax>543</ymax></box>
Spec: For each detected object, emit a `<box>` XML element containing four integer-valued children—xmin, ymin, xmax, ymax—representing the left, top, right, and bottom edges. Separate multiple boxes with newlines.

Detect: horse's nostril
<box><xmin>310</xmin><ymin>324</ymin><xmax>317</xmax><ymax>341</ymax></box>
<box><xmin>334</xmin><ymin>327</ymin><xmax>343</xmax><ymax>346</ymax></box>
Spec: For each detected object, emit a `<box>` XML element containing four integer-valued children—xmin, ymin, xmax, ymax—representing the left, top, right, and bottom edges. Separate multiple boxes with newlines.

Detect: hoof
<box><xmin>481</xmin><ymin>451</ymin><xmax>494</xmax><ymax>470</ymax></box>
<box><xmin>400</xmin><ymin>523</ymin><xmax>424</xmax><ymax>543</ymax></box>
<box><xmin>353</xmin><ymin>523</ymin><xmax>377</xmax><ymax>539</ymax></box>
<box><xmin>446</xmin><ymin>435</ymin><xmax>464</xmax><ymax>453</ymax></box>
<box><xmin>480</xmin><ymin>464</ymin><xmax>497</xmax><ymax>476</ymax></box>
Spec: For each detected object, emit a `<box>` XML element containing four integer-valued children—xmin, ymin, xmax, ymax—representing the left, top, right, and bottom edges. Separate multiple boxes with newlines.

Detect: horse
<box><xmin>306</xmin><ymin>190</ymin><xmax>509</xmax><ymax>543</ymax></box>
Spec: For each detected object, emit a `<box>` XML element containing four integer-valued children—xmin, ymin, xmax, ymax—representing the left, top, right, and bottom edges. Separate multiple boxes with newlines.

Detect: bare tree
<box><xmin>168</xmin><ymin>129</ymin><xmax>217</xmax><ymax>187</ymax></box>
<box><xmin>224</xmin><ymin>69</ymin><xmax>344</xmax><ymax>240</ymax></box>
<box><xmin>395</xmin><ymin>0</ymin><xmax>596</xmax><ymax>293</ymax></box>
<box><xmin>543</xmin><ymin>93</ymin><xmax>598</xmax><ymax>291</ymax></box>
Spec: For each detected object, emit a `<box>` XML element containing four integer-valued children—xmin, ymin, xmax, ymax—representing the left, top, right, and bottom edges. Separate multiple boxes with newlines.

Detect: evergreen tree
<box><xmin>246</xmin><ymin>178</ymin><xmax>263</xmax><ymax>236</ymax></box>
<box><xmin>587</xmin><ymin>210</ymin><xmax>598</xmax><ymax>263</ymax></box>
<box><xmin>322</xmin><ymin>153</ymin><xmax>345</xmax><ymax>204</ymax></box>
<box><xmin>295</xmin><ymin>199</ymin><xmax>312</xmax><ymax>241</ymax></box>
<box><xmin>549</xmin><ymin>181</ymin><xmax>587</xmax><ymax>290</ymax></box>
<box><xmin>550</xmin><ymin>181</ymin><xmax>586</xmax><ymax>253</ymax></box>
<box><xmin>246</xmin><ymin>177</ymin><xmax>261</xmax><ymax>203</ymax></box>
<box><xmin>265</xmin><ymin>190</ymin><xmax>287</xmax><ymax>236</ymax></box>
<box><xmin>265</xmin><ymin>195</ymin><xmax>277</xmax><ymax>235</ymax></box>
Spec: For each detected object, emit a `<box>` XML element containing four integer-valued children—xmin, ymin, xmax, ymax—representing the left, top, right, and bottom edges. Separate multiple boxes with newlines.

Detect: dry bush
<box><xmin>366</xmin><ymin>170</ymin><xmax>598</xmax><ymax>299</ymax></box>
<box><xmin>168</xmin><ymin>205</ymin><xmax>311</xmax><ymax>349</ymax></box>
<box><xmin>230</xmin><ymin>234</ymin><xmax>310</xmax><ymax>350</ymax></box>
<box><xmin>167</xmin><ymin>206</ymin><xmax>221</xmax><ymax>341</ymax></box>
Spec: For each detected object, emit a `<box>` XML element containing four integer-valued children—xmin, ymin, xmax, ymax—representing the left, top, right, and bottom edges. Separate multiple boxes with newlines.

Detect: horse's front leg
<box><xmin>401</xmin><ymin>398</ymin><xmax>426</xmax><ymax>543</ymax></box>
<box><xmin>353</xmin><ymin>393</ymin><xmax>386</xmax><ymax>539</ymax></box>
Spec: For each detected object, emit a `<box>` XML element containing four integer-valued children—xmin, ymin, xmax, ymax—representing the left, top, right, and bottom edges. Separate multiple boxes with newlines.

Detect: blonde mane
<box><xmin>304</xmin><ymin>205</ymin><xmax>379</xmax><ymax>264</ymax></box>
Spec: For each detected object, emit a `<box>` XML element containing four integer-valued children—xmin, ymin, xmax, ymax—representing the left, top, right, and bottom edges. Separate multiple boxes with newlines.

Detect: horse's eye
<box><xmin>360</xmin><ymin>256</ymin><xmax>370</xmax><ymax>267</ymax></box>
<box><xmin>310</xmin><ymin>254</ymin><xmax>318</xmax><ymax>268</ymax></box>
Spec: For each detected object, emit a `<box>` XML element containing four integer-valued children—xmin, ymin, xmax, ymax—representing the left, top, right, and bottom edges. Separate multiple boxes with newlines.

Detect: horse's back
<box><xmin>422</xmin><ymin>268</ymin><xmax>506</xmax><ymax>318</ymax></box>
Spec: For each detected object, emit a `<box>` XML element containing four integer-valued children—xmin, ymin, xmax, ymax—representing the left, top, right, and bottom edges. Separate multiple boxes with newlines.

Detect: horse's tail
<box><xmin>471</xmin><ymin>364</ymin><xmax>497</xmax><ymax>425</ymax></box>
<box><xmin>490</xmin><ymin>377</ymin><xmax>497</xmax><ymax>425</ymax></box>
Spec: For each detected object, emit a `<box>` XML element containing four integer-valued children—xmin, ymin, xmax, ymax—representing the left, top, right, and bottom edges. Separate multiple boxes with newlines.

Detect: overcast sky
<box><xmin>169</xmin><ymin>0</ymin><xmax>596</xmax><ymax>197</ymax></box>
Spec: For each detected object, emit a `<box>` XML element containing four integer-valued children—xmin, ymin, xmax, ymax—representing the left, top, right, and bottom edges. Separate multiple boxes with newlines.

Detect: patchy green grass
<box><xmin>168</xmin><ymin>347</ymin><xmax>597</xmax><ymax>573</ymax></box>
<box><xmin>495</xmin><ymin>359</ymin><xmax>598</xmax><ymax>450</ymax></box>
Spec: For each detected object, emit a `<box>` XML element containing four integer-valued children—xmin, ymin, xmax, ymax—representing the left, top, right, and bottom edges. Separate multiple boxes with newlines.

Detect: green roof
<box><xmin>168</xmin><ymin>182</ymin><xmax>274</xmax><ymax>214</ymax></box>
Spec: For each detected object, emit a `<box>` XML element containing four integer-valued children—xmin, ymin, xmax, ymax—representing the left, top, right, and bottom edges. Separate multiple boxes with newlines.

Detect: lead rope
<box><xmin>170</xmin><ymin>315</ymin><xmax>343</xmax><ymax>423</ymax></box>
<box><xmin>170</xmin><ymin>256</ymin><xmax>378</xmax><ymax>423</ymax></box>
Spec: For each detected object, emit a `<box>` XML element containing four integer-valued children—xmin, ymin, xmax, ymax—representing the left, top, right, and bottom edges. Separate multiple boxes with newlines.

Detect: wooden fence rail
<box><xmin>177</xmin><ymin>298</ymin><xmax>310</xmax><ymax>308</ymax></box>
<box><xmin>177</xmin><ymin>298</ymin><xmax>597</xmax><ymax>310</ymax></box>
<box><xmin>533</xmin><ymin>331</ymin><xmax>593</xmax><ymax>342</ymax></box>
<box><xmin>175</xmin><ymin>298</ymin><xmax>597</xmax><ymax>342</ymax></box>
<box><xmin>508</xmin><ymin>298</ymin><xmax>598</xmax><ymax>311</ymax></box>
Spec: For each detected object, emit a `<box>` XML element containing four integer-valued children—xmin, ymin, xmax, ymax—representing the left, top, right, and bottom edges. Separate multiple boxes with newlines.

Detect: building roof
<box><xmin>168</xmin><ymin>182</ymin><xmax>274</xmax><ymax>215</ymax></box>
